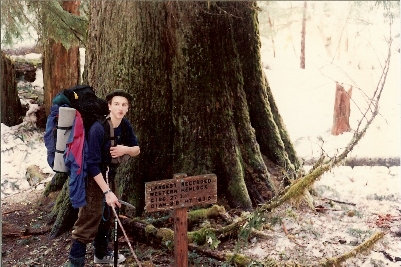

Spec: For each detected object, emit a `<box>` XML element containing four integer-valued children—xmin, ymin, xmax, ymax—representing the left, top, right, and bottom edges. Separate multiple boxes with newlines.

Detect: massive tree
<box><xmin>86</xmin><ymin>1</ymin><xmax>299</xmax><ymax>211</ymax></box>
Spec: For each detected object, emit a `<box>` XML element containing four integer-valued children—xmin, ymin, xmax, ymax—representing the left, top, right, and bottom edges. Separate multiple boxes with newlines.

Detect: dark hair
<box><xmin>105</xmin><ymin>89</ymin><xmax>133</xmax><ymax>103</ymax></box>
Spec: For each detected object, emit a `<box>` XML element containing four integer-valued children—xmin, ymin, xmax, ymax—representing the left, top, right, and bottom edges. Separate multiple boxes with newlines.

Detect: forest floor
<box><xmin>2</xmin><ymin>168</ymin><xmax>401</xmax><ymax>267</ymax></box>
<box><xmin>2</xmin><ymin>50</ymin><xmax>400</xmax><ymax>266</ymax></box>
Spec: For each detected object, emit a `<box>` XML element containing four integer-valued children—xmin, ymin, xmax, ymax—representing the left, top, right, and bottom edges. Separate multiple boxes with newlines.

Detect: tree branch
<box><xmin>320</xmin><ymin>232</ymin><xmax>385</xmax><ymax>266</ymax></box>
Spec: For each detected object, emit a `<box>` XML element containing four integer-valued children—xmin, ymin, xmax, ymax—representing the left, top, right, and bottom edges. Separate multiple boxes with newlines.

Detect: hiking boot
<box><xmin>68</xmin><ymin>239</ymin><xmax>86</xmax><ymax>267</ymax></box>
<box><xmin>94</xmin><ymin>251</ymin><xmax>126</xmax><ymax>264</ymax></box>
<box><xmin>64</xmin><ymin>259</ymin><xmax>85</xmax><ymax>267</ymax></box>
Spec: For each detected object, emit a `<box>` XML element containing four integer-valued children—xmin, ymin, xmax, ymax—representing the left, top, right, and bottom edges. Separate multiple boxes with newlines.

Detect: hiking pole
<box><xmin>105</xmin><ymin>166</ymin><xmax>121</xmax><ymax>267</ymax></box>
<box><xmin>111</xmin><ymin>206</ymin><xmax>142</xmax><ymax>267</ymax></box>
<box><xmin>114</xmin><ymin>206</ymin><xmax>119</xmax><ymax>267</ymax></box>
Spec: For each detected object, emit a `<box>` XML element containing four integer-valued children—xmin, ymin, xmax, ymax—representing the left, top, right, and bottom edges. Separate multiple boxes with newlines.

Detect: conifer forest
<box><xmin>1</xmin><ymin>1</ymin><xmax>400</xmax><ymax>266</ymax></box>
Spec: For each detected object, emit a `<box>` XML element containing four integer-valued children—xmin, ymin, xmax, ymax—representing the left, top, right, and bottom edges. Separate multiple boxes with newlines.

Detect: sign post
<box><xmin>145</xmin><ymin>173</ymin><xmax>217</xmax><ymax>267</ymax></box>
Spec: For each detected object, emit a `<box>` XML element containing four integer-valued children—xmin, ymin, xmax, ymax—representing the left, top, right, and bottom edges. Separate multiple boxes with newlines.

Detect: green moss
<box><xmin>188</xmin><ymin>227</ymin><xmax>215</xmax><ymax>245</ymax></box>
<box><xmin>144</xmin><ymin>224</ymin><xmax>157</xmax><ymax>235</ymax></box>
<box><xmin>226</xmin><ymin>146</ymin><xmax>252</xmax><ymax>209</ymax></box>
<box><xmin>320</xmin><ymin>232</ymin><xmax>384</xmax><ymax>266</ymax></box>
<box><xmin>157</xmin><ymin>227</ymin><xmax>174</xmax><ymax>242</ymax></box>
<box><xmin>12</xmin><ymin>57</ymin><xmax>42</xmax><ymax>67</ymax></box>
<box><xmin>44</xmin><ymin>173</ymin><xmax>68</xmax><ymax>196</ymax></box>
<box><xmin>188</xmin><ymin>205</ymin><xmax>224</xmax><ymax>222</ymax></box>
<box><xmin>225</xmin><ymin>253</ymin><xmax>253</xmax><ymax>266</ymax></box>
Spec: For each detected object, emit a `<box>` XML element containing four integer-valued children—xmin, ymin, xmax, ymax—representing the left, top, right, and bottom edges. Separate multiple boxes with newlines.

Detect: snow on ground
<box><xmin>243</xmin><ymin>165</ymin><xmax>401</xmax><ymax>266</ymax></box>
<box><xmin>1</xmin><ymin>1</ymin><xmax>400</xmax><ymax>265</ymax></box>
<box><xmin>247</xmin><ymin>2</ymin><xmax>401</xmax><ymax>265</ymax></box>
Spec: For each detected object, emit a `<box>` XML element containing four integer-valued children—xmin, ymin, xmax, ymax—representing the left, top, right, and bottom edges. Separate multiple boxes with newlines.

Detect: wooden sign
<box><xmin>145</xmin><ymin>174</ymin><xmax>217</xmax><ymax>213</ymax></box>
<box><xmin>145</xmin><ymin>173</ymin><xmax>217</xmax><ymax>267</ymax></box>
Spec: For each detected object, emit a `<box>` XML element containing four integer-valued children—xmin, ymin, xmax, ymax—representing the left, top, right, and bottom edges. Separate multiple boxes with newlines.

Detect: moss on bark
<box><xmin>48</xmin><ymin>180</ymin><xmax>77</xmax><ymax>238</ymax></box>
<box><xmin>44</xmin><ymin>173</ymin><xmax>68</xmax><ymax>196</ymax></box>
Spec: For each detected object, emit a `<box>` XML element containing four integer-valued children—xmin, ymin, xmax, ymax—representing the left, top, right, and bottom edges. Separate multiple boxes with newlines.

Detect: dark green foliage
<box><xmin>1</xmin><ymin>0</ymin><xmax>32</xmax><ymax>45</ymax></box>
<box><xmin>1</xmin><ymin>0</ymin><xmax>88</xmax><ymax>48</ymax></box>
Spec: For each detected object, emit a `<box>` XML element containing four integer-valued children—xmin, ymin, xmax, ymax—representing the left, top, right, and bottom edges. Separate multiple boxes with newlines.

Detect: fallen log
<box><xmin>2</xmin><ymin>222</ymin><xmax>51</xmax><ymax>238</ymax></box>
<box><xmin>303</xmin><ymin>157</ymin><xmax>400</xmax><ymax>168</ymax></box>
<box><xmin>144</xmin><ymin>204</ymin><xmax>232</xmax><ymax>228</ymax></box>
<box><xmin>14</xmin><ymin>60</ymin><xmax>37</xmax><ymax>82</ymax></box>
<box><xmin>320</xmin><ymin>232</ymin><xmax>385</xmax><ymax>266</ymax></box>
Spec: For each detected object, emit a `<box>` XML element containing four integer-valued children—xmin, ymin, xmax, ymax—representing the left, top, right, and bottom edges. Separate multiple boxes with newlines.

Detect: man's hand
<box><xmin>110</xmin><ymin>145</ymin><xmax>127</xmax><ymax>158</ymax></box>
<box><xmin>105</xmin><ymin>191</ymin><xmax>121</xmax><ymax>208</ymax></box>
<box><xmin>110</xmin><ymin>145</ymin><xmax>140</xmax><ymax>158</ymax></box>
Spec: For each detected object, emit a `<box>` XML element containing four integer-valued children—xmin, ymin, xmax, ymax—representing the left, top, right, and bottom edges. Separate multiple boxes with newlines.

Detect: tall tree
<box><xmin>42</xmin><ymin>0</ymin><xmax>81</xmax><ymax>116</ymax></box>
<box><xmin>48</xmin><ymin>1</ymin><xmax>301</xmax><ymax>236</ymax></box>
<box><xmin>1</xmin><ymin>0</ymin><xmax>88</xmax><ymax>118</ymax></box>
<box><xmin>86</xmin><ymin>1</ymin><xmax>299</xmax><ymax>211</ymax></box>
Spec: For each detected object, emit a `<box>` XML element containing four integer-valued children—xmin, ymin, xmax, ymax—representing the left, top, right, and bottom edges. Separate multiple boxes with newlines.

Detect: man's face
<box><xmin>108</xmin><ymin>96</ymin><xmax>129</xmax><ymax>120</ymax></box>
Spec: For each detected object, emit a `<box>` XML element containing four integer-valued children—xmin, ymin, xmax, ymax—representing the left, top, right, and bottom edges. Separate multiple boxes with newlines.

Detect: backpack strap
<box><xmin>103</xmin><ymin>116</ymin><xmax>131</xmax><ymax>165</ymax></box>
<box><xmin>105</xmin><ymin>116</ymin><xmax>116</xmax><ymax>147</ymax></box>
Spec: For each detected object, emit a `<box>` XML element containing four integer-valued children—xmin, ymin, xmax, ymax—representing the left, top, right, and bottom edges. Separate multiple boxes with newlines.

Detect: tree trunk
<box><xmin>86</xmin><ymin>1</ymin><xmax>299</xmax><ymax>211</ymax></box>
<box><xmin>41</xmin><ymin>1</ymin><xmax>82</xmax><ymax>236</ymax></box>
<box><xmin>331</xmin><ymin>82</ymin><xmax>352</xmax><ymax>135</ymax></box>
<box><xmin>49</xmin><ymin>1</ymin><xmax>300</xmax><ymax>235</ymax></box>
<box><xmin>47</xmin><ymin>179</ymin><xmax>78</xmax><ymax>238</ymax></box>
<box><xmin>42</xmin><ymin>0</ymin><xmax>81</xmax><ymax>116</ymax></box>
<box><xmin>300</xmin><ymin>1</ymin><xmax>307</xmax><ymax>69</ymax></box>
<box><xmin>1</xmin><ymin>51</ymin><xmax>24</xmax><ymax>126</ymax></box>
<box><xmin>267</xmin><ymin>11</ymin><xmax>276</xmax><ymax>58</ymax></box>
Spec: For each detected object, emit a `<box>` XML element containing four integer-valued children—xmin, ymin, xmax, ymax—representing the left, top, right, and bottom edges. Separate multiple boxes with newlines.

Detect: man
<box><xmin>68</xmin><ymin>89</ymin><xmax>140</xmax><ymax>266</ymax></box>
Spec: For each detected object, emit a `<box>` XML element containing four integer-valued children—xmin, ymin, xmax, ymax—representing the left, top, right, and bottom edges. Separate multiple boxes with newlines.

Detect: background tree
<box><xmin>41</xmin><ymin>0</ymin><xmax>81</xmax><ymax>116</ymax></box>
<box><xmin>1</xmin><ymin>51</ymin><xmax>24</xmax><ymax>126</ymax></box>
<box><xmin>300</xmin><ymin>1</ymin><xmax>307</xmax><ymax>69</ymax></box>
<box><xmin>1</xmin><ymin>0</ymin><xmax>88</xmax><ymax>117</ymax></box>
<box><xmin>86</xmin><ymin>1</ymin><xmax>300</xmax><ymax>212</ymax></box>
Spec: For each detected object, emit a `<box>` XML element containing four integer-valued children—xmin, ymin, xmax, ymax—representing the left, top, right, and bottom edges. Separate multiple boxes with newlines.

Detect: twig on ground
<box><xmin>282</xmin><ymin>222</ymin><xmax>306</xmax><ymax>247</ymax></box>
<box><xmin>2</xmin><ymin>209</ymin><xmax>24</xmax><ymax>215</ymax></box>
<box><xmin>320</xmin><ymin>232</ymin><xmax>385</xmax><ymax>266</ymax></box>
<box><xmin>320</xmin><ymin>232</ymin><xmax>384</xmax><ymax>267</ymax></box>
<box><xmin>322</xmin><ymin>197</ymin><xmax>356</xmax><ymax>206</ymax></box>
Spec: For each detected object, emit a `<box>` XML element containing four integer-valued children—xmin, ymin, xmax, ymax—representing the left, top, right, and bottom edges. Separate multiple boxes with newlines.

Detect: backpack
<box><xmin>63</xmin><ymin>85</ymin><xmax>109</xmax><ymax>133</ymax></box>
<box><xmin>45</xmin><ymin>85</ymin><xmax>109</xmax><ymax>172</ymax></box>
<box><xmin>44</xmin><ymin>85</ymin><xmax>110</xmax><ymax>208</ymax></box>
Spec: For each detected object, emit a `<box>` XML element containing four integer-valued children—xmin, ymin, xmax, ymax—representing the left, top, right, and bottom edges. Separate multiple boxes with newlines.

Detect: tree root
<box><xmin>47</xmin><ymin>181</ymin><xmax>77</xmax><ymax>238</ymax></box>
<box><xmin>188</xmin><ymin>243</ymin><xmax>258</xmax><ymax>265</ymax></box>
<box><xmin>43</xmin><ymin>173</ymin><xmax>68</xmax><ymax>196</ymax></box>
<box><xmin>320</xmin><ymin>232</ymin><xmax>385</xmax><ymax>266</ymax></box>
<box><xmin>143</xmin><ymin>204</ymin><xmax>232</xmax><ymax>227</ymax></box>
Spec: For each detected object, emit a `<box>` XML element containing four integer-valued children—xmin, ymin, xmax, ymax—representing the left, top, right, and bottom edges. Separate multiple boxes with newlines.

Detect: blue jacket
<box><xmin>65</xmin><ymin>112</ymin><xmax>87</xmax><ymax>208</ymax></box>
<box><xmin>44</xmin><ymin>104</ymin><xmax>87</xmax><ymax>208</ymax></box>
<box><xmin>86</xmin><ymin>118</ymin><xmax>138</xmax><ymax>179</ymax></box>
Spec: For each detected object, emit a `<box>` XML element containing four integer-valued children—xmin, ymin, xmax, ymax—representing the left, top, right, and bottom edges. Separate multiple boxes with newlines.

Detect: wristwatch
<box><xmin>103</xmin><ymin>189</ymin><xmax>112</xmax><ymax>195</ymax></box>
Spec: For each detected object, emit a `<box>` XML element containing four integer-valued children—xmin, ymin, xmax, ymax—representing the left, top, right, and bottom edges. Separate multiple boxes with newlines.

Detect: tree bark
<box><xmin>47</xmin><ymin>180</ymin><xmax>78</xmax><ymax>238</ymax></box>
<box><xmin>49</xmin><ymin>1</ymin><xmax>301</xmax><ymax>235</ymax></box>
<box><xmin>331</xmin><ymin>82</ymin><xmax>352</xmax><ymax>135</ymax></box>
<box><xmin>86</xmin><ymin>1</ymin><xmax>299</xmax><ymax>211</ymax></box>
<box><xmin>300</xmin><ymin>1</ymin><xmax>307</xmax><ymax>69</ymax></box>
<box><xmin>41</xmin><ymin>1</ymin><xmax>82</xmax><ymax>237</ymax></box>
<box><xmin>1</xmin><ymin>51</ymin><xmax>24</xmax><ymax>126</ymax></box>
<box><xmin>42</xmin><ymin>0</ymin><xmax>81</xmax><ymax>116</ymax></box>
